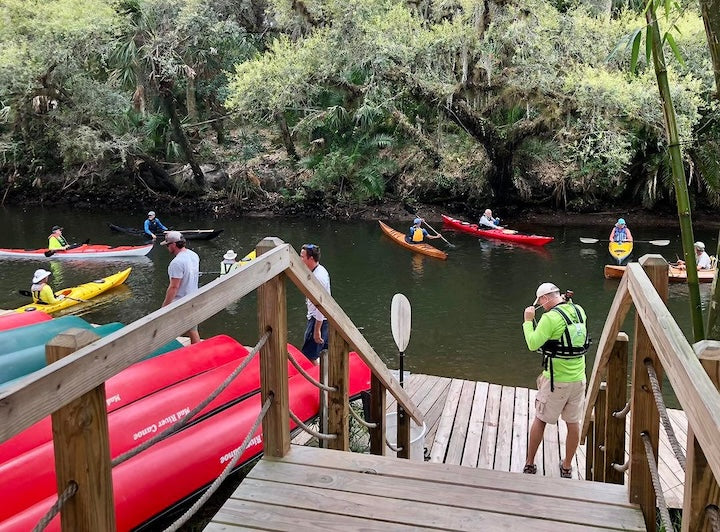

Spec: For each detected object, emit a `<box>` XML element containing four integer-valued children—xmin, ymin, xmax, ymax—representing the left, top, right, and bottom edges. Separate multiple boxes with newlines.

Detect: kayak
<box><xmin>0</xmin><ymin>243</ymin><xmax>153</xmax><ymax>259</ymax></box>
<box><xmin>0</xmin><ymin>341</ymin><xmax>371</xmax><ymax>531</ymax></box>
<box><xmin>604</xmin><ymin>264</ymin><xmax>716</xmax><ymax>283</ymax></box>
<box><xmin>609</xmin><ymin>241</ymin><xmax>633</xmax><ymax>264</ymax></box>
<box><xmin>441</xmin><ymin>214</ymin><xmax>554</xmax><ymax>246</ymax></box>
<box><xmin>378</xmin><ymin>221</ymin><xmax>448</xmax><ymax>260</ymax></box>
<box><xmin>108</xmin><ymin>223</ymin><xmax>223</xmax><ymax>241</ymax></box>
<box><xmin>0</xmin><ymin>313</ymin><xmax>51</xmax><ymax>332</ymax></box>
<box><xmin>14</xmin><ymin>268</ymin><xmax>132</xmax><ymax>314</ymax></box>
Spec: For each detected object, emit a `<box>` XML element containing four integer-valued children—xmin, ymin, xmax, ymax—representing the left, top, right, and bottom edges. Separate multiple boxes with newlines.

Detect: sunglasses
<box><xmin>302</xmin><ymin>244</ymin><xmax>318</xmax><ymax>251</ymax></box>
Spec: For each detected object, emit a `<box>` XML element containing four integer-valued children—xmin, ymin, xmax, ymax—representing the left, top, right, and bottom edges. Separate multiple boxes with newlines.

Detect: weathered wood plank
<box><xmin>460</xmin><ymin>381</ymin><xmax>489</xmax><ymax>468</ymax></box>
<box><xmin>494</xmin><ymin>386</ymin><xmax>515</xmax><ymax>472</ymax></box>
<box><xmin>510</xmin><ymin>386</ymin><xmax>529</xmax><ymax>473</ymax></box>
<box><xmin>477</xmin><ymin>383</ymin><xmax>502</xmax><ymax>469</ymax></box>
<box><xmin>327</xmin><ymin>328</ymin><xmax>349</xmax><ymax>451</ymax></box>
<box><xmin>428</xmin><ymin>379</ymin><xmax>463</xmax><ymax>463</ymax></box>
<box><xmin>605</xmin><ymin>333</ymin><xmax>629</xmax><ymax>484</ymax></box>
<box><xmin>444</xmin><ymin>380</ymin><xmax>476</xmax><ymax>465</ymax></box>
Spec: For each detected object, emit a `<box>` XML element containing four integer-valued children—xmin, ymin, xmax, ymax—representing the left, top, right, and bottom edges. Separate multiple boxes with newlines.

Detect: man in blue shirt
<box><xmin>144</xmin><ymin>211</ymin><xmax>169</xmax><ymax>241</ymax></box>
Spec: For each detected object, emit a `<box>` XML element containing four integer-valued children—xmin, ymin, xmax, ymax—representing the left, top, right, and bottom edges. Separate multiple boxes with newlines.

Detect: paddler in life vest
<box><xmin>30</xmin><ymin>269</ymin><xmax>65</xmax><ymax>305</ymax></box>
<box><xmin>609</xmin><ymin>218</ymin><xmax>633</xmax><ymax>243</ymax></box>
<box><xmin>522</xmin><ymin>282</ymin><xmax>590</xmax><ymax>479</ymax></box>
<box><xmin>220</xmin><ymin>249</ymin><xmax>239</xmax><ymax>275</ymax></box>
<box><xmin>48</xmin><ymin>225</ymin><xmax>70</xmax><ymax>250</ymax></box>
<box><xmin>407</xmin><ymin>218</ymin><xmax>441</xmax><ymax>244</ymax></box>
<box><xmin>144</xmin><ymin>211</ymin><xmax>169</xmax><ymax>241</ymax></box>
<box><xmin>478</xmin><ymin>209</ymin><xmax>502</xmax><ymax>229</ymax></box>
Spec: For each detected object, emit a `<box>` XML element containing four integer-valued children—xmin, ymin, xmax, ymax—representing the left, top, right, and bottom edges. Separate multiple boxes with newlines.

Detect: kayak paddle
<box><xmin>390</xmin><ymin>293</ymin><xmax>412</xmax><ymax>389</ymax></box>
<box><xmin>417</xmin><ymin>216</ymin><xmax>455</xmax><ymax>247</ymax></box>
<box><xmin>18</xmin><ymin>289</ymin><xmax>89</xmax><ymax>303</ymax></box>
<box><xmin>44</xmin><ymin>239</ymin><xmax>91</xmax><ymax>257</ymax></box>
<box><xmin>579</xmin><ymin>237</ymin><xmax>670</xmax><ymax>246</ymax></box>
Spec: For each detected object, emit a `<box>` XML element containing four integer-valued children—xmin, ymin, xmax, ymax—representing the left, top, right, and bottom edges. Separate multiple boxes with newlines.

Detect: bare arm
<box><xmin>625</xmin><ymin>228</ymin><xmax>633</xmax><ymax>241</ymax></box>
<box><xmin>162</xmin><ymin>277</ymin><xmax>182</xmax><ymax>307</ymax></box>
<box><xmin>313</xmin><ymin>318</ymin><xmax>324</xmax><ymax>344</ymax></box>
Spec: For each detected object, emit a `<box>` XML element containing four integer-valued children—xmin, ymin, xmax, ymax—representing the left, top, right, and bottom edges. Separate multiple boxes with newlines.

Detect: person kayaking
<box><xmin>676</xmin><ymin>241</ymin><xmax>713</xmax><ymax>270</ymax></box>
<box><xmin>478</xmin><ymin>209</ymin><xmax>502</xmax><ymax>229</ymax></box>
<box><xmin>144</xmin><ymin>211</ymin><xmax>169</xmax><ymax>241</ymax></box>
<box><xmin>30</xmin><ymin>269</ymin><xmax>65</xmax><ymax>305</ymax></box>
<box><xmin>407</xmin><ymin>218</ymin><xmax>441</xmax><ymax>244</ymax></box>
<box><xmin>220</xmin><ymin>250</ymin><xmax>239</xmax><ymax>275</ymax></box>
<box><xmin>609</xmin><ymin>218</ymin><xmax>633</xmax><ymax>243</ymax></box>
<box><xmin>48</xmin><ymin>226</ymin><xmax>70</xmax><ymax>250</ymax></box>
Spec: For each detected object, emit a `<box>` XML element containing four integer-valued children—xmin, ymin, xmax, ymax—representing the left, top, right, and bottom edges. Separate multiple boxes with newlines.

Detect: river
<box><xmin>0</xmin><ymin>207</ymin><xmax>715</xmax><ymax>401</ymax></box>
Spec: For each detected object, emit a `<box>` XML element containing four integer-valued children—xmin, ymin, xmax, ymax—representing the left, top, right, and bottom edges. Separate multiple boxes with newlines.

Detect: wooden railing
<box><xmin>582</xmin><ymin>254</ymin><xmax>720</xmax><ymax>531</ymax></box>
<box><xmin>0</xmin><ymin>237</ymin><xmax>423</xmax><ymax>531</ymax></box>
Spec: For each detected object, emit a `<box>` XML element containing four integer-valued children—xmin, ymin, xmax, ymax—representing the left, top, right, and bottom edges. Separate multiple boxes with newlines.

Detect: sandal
<box><xmin>559</xmin><ymin>462</ymin><xmax>572</xmax><ymax>479</ymax></box>
<box><xmin>523</xmin><ymin>464</ymin><xmax>537</xmax><ymax>474</ymax></box>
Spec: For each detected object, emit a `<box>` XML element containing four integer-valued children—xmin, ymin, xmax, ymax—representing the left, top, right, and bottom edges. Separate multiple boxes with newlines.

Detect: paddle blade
<box><xmin>579</xmin><ymin>238</ymin><xmax>600</xmax><ymax>244</ymax></box>
<box><xmin>390</xmin><ymin>293</ymin><xmax>412</xmax><ymax>352</ymax></box>
<box><xmin>649</xmin><ymin>239</ymin><xmax>670</xmax><ymax>246</ymax></box>
<box><xmin>43</xmin><ymin>250</ymin><xmax>54</xmax><ymax>257</ymax></box>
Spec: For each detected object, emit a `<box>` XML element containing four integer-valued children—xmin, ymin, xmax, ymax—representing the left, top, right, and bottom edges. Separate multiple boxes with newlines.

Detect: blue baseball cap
<box><xmin>617</xmin><ymin>218</ymin><xmax>626</xmax><ymax>225</ymax></box>
<box><xmin>413</xmin><ymin>218</ymin><xmax>422</xmax><ymax>224</ymax></box>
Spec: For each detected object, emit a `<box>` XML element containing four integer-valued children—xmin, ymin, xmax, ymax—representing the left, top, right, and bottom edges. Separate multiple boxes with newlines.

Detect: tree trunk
<box><xmin>186</xmin><ymin>76</ymin><xmax>198</xmax><ymax>121</ymax></box>
<box><xmin>700</xmin><ymin>0</ymin><xmax>720</xmax><ymax>99</ymax></box>
<box><xmin>276</xmin><ymin>112</ymin><xmax>298</xmax><ymax>160</ymax></box>
<box><xmin>647</xmin><ymin>9</ymin><xmax>704</xmax><ymax>340</ymax></box>
<box><xmin>135</xmin><ymin>153</ymin><xmax>180</xmax><ymax>193</ymax></box>
<box><xmin>161</xmin><ymin>87</ymin><xmax>205</xmax><ymax>188</ymax></box>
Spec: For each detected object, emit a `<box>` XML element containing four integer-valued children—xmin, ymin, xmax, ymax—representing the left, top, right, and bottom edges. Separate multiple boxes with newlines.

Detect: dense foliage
<box><xmin>0</xmin><ymin>0</ymin><xmax>718</xmax><ymax>213</ymax></box>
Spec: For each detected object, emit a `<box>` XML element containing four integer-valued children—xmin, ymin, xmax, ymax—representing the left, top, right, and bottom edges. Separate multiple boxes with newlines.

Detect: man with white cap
<box><xmin>677</xmin><ymin>241</ymin><xmax>712</xmax><ymax>270</ymax></box>
<box><xmin>160</xmin><ymin>231</ymin><xmax>200</xmax><ymax>343</ymax></box>
<box><xmin>407</xmin><ymin>217</ymin><xmax>441</xmax><ymax>243</ymax></box>
<box><xmin>30</xmin><ymin>269</ymin><xmax>65</xmax><ymax>305</ymax></box>
<box><xmin>143</xmin><ymin>211</ymin><xmax>169</xmax><ymax>241</ymax></box>
<box><xmin>522</xmin><ymin>282</ymin><xmax>590</xmax><ymax>479</ymax></box>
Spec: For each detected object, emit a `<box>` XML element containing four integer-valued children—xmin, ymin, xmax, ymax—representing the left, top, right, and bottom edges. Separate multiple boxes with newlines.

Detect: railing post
<box><xmin>397</xmin><ymin>406</ymin><xmax>411</xmax><ymax>459</ymax></box>
<box><xmin>257</xmin><ymin>237</ymin><xmax>290</xmax><ymax>458</ymax></box>
<box><xmin>327</xmin><ymin>328</ymin><xmax>349</xmax><ymax>451</ymax></box>
<box><xmin>628</xmin><ymin>255</ymin><xmax>668</xmax><ymax>531</ymax></box>
<box><xmin>593</xmin><ymin>383</ymin><xmax>607</xmax><ymax>482</ymax></box>
<box><xmin>369</xmin><ymin>374</ymin><xmax>386</xmax><ymax>455</ymax></box>
<box><xmin>605</xmin><ymin>332</ymin><xmax>629</xmax><ymax>484</ymax></box>
<box><xmin>682</xmin><ymin>341</ymin><xmax>720</xmax><ymax>531</ymax></box>
<box><xmin>46</xmin><ymin>328</ymin><xmax>115</xmax><ymax>532</ymax></box>
<box><xmin>586</xmin><ymin>414</ymin><xmax>595</xmax><ymax>480</ymax></box>
<box><xmin>319</xmin><ymin>350</ymin><xmax>329</xmax><ymax>449</ymax></box>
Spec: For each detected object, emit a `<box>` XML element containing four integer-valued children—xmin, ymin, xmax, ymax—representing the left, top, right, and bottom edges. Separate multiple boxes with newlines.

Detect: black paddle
<box><xmin>44</xmin><ymin>239</ymin><xmax>91</xmax><ymax>257</ymax></box>
<box><xmin>18</xmin><ymin>289</ymin><xmax>89</xmax><ymax>303</ymax></box>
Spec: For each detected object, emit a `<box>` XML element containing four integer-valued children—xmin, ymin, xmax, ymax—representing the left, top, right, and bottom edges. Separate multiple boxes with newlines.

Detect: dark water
<box><xmin>0</xmin><ymin>207</ymin><xmax>715</xmax><ymax>394</ymax></box>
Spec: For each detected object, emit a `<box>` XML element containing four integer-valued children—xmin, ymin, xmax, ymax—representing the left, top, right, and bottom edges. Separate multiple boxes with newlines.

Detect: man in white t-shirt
<box><xmin>300</xmin><ymin>243</ymin><xmax>330</xmax><ymax>365</ymax></box>
<box><xmin>161</xmin><ymin>231</ymin><xmax>201</xmax><ymax>344</ymax></box>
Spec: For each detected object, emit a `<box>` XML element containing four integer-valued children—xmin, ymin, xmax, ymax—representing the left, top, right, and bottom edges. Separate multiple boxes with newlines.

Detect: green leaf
<box><xmin>665</xmin><ymin>32</ymin><xmax>685</xmax><ymax>66</ymax></box>
<box><xmin>645</xmin><ymin>26</ymin><xmax>653</xmax><ymax>65</ymax></box>
<box><xmin>630</xmin><ymin>30</ymin><xmax>642</xmax><ymax>74</ymax></box>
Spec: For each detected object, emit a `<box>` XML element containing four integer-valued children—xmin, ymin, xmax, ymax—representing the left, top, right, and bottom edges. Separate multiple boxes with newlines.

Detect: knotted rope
<box><xmin>32</xmin><ymin>481</ymin><xmax>77</xmax><ymax>532</ymax></box>
<box><xmin>349</xmin><ymin>404</ymin><xmax>377</xmax><ymax>429</ymax></box>
<box><xmin>287</xmin><ymin>350</ymin><xmax>337</xmax><ymax>392</ymax></box>
<box><xmin>611</xmin><ymin>459</ymin><xmax>630</xmax><ymax>473</ymax></box>
<box><xmin>641</xmin><ymin>432</ymin><xmax>672</xmax><ymax>530</ymax></box>
<box><xmin>113</xmin><ymin>331</ymin><xmax>270</xmax><ymax>467</ymax></box>
<box><xmin>707</xmin><ymin>505</ymin><xmax>720</xmax><ymax>532</ymax></box>
<box><xmin>612</xmin><ymin>402</ymin><xmax>630</xmax><ymax>419</ymax></box>
<box><xmin>644</xmin><ymin>360</ymin><xmax>686</xmax><ymax>471</ymax></box>
<box><xmin>163</xmin><ymin>394</ymin><xmax>274</xmax><ymax>532</ymax></box>
<box><xmin>289</xmin><ymin>408</ymin><xmax>337</xmax><ymax>440</ymax></box>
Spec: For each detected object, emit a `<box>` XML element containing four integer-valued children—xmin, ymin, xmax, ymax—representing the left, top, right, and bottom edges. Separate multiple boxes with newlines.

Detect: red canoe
<box><xmin>0</xmin><ymin>243</ymin><xmax>153</xmax><ymax>259</ymax></box>
<box><xmin>441</xmin><ymin>214</ymin><xmax>554</xmax><ymax>246</ymax></box>
<box><xmin>0</xmin><ymin>312</ymin><xmax>51</xmax><ymax>332</ymax></box>
<box><xmin>0</xmin><ymin>340</ymin><xmax>370</xmax><ymax>531</ymax></box>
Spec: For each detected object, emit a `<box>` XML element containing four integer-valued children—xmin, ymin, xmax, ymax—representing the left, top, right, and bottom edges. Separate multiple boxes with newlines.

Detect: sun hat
<box><xmin>32</xmin><ymin>269</ymin><xmax>52</xmax><ymax>283</ymax></box>
<box><xmin>223</xmin><ymin>250</ymin><xmax>238</xmax><ymax>260</ymax></box>
<box><xmin>413</xmin><ymin>218</ymin><xmax>422</xmax><ymax>225</ymax></box>
<box><xmin>160</xmin><ymin>231</ymin><xmax>185</xmax><ymax>245</ymax></box>
<box><xmin>50</xmin><ymin>225</ymin><xmax>63</xmax><ymax>232</ymax></box>
<box><xmin>148</xmin><ymin>211</ymin><xmax>155</xmax><ymax>217</ymax></box>
<box><xmin>534</xmin><ymin>282</ymin><xmax>560</xmax><ymax>305</ymax></box>
<box><xmin>617</xmin><ymin>218</ymin><xmax>626</xmax><ymax>226</ymax></box>
<box><xmin>694</xmin><ymin>241</ymin><xmax>705</xmax><ymax>250</ymax></box>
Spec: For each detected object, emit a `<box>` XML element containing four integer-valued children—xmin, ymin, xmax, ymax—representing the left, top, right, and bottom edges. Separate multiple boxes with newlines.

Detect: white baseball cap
<box><xmin>148</xmin><ymin>211</ymin><xmax>156</xmax><ymax>217</ymax></box>
<box><xmin>32</xmin><ymin>269</ymin><xmax>52</xmax><ymax>283</ymax></box>
<box><xmin>534</xmin><ymin>282</ymin><xmax>559</xmax><ymax>305</ymax></box>
<box><xmin>160</xmin><ymin>231</ymin><xmax>185</xmax><ymax>245</ymax></box>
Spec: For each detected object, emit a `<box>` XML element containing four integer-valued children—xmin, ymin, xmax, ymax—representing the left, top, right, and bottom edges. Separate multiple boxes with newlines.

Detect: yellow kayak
<box><xmin>16</xmin><ymin>268</ymin><xmax>132</xmax><ymax>314</ymax></box>
<box><xmin>608</xmin><ymin>241</ymin><xmax>633</xmax><ymax>264</ymax></box>
<box><xmin>239</xmin><ymin>250</ymin><xmax>256</xmax><ymax>265</ymax></box>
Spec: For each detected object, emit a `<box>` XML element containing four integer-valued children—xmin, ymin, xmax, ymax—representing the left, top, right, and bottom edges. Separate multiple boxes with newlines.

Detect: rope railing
<box><xmin>644</xmin><ymin>360</ymin><xmax>686</xmax><ymax>472</ymax></box>
<box><xmin>707</xmin><ymin>504</ymin><xmax>720</xmax><ymax>532</ymax></box>
<box><xmin>113</xmin><ymin>331</ymin><xmax>270</xmax><ymax>467</ymax></box>
<box><xmin>611</xmin><ymin>459</ymin><xmax>630</xmax><ymax>473</ymax></box>
<box><xmin>32</xmin><ymin>481</ymin><xmax>77</xmax><ymax>532</ymax></box>
<box><xmin>287</xmin><ymin>350</ymin><xmax>337</xmax><ymax>392</ymax></box>
<box><xmin>349</xmin><ymin>404</ymin><xmax>377</xmax><ymax>429</ymax></box>
<box><xmin>289</xmin><ymin>408</ymin><xmax>337</xmax><ymax>440</ymax></box>
<box><xmin>385</xmin><ymin>438</ymin><xmax>403</xmax><ymax>453</ymax></box>
<box><xmin>612</xmin><ymin>402</ymin><xmax>630</xmax><ymax>419</ymax></box>
<box><xmin>641</xmin><ymin>432</ymin><xmax>673</xmax><ymax>531</ymax></box>
<box><xmin>163</xmin><ymin>394</ymin><xmax>274</xmax><ymax>532</ymax></box>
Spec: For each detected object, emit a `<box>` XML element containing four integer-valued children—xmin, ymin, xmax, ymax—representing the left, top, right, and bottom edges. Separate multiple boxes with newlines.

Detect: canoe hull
<box><xmin>108</xmin><ymin>223</ymin><xmax>223</xmax><ymax>241</ymax></box>
<box><xmin>441</xmin><ymin>215</ymin><xmax>553</xmax><ymax>246</ymax></box>
<box><xmin>0</xmin><ymin>244</ymin><xmax>152</xmax><ymax>259</ymax></box>
<box><xmin>604</xmin><ymin>264</ymin><xmax>716</xmax><ymax>283</ymax></box>
<box><xmin>378</xmin><ymin>221</ymin><xmax>448</xmax><ymax>260</ymax></box>
<box><xmin>14</xmin><ymin>268</ymin><xmax>132</xmax><ymax>314</ymax></box>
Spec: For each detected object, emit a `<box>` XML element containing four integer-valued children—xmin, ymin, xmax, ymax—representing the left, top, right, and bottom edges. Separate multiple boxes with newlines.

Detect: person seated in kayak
<box><xmin>144</xmin><ymin>211</ymin><xmax>169</xmax><ymax>241</ymax></box>
<box><xmin>676</xmin><ymin>241</ymin><xmax>713</xmax><ymax>270</ymax></box>
<box><xmin>609</xmin><ymin>218</ymin><xmax>633</xmax><ymax>243</ymax></box>
<box><xmin>478</xmin><ymin>209</ymin><xmax>502</xmax><ymax>229</ymax></box>
<box><xmin>220</xmin><ymin>249</ymin><xmax>239</xmax><ymax>275</ymax></box>
<box><xmin>407</xmin><ymin>218</ymin><xmax>441</xmax><ymax>244</ymax></box>
<box><xmin>30</xmin><ymin>269</ymin><xmax>65</xmax><ymax>305</ymax></box>
<box><xmin>48</xmin><ymin>225</ymin><xmax>70</xmax><ymax>250</ymax></box>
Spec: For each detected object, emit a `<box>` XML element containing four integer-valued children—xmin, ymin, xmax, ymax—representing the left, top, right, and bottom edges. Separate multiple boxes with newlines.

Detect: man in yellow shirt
<box><xmin>48</xmin><ymin>225</ymin><xmax>69</xmax><ymax>250</ymax></box>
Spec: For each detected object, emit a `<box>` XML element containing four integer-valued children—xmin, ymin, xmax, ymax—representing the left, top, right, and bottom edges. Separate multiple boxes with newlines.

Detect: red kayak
<box><xmin>0</xmin><ymin>343</ymin><xmax>370</xmax><ymax>531</ymax></box>
<box><xmin>0</xmin><ymin>243</ymin><xmax>153</xmax><ymax>259</ymax></box>
<box><xmin>441</xmin><ymin>214</ymin><xmax>554</xmax><ymax>246</ymax></box>
<box><xmin>0</xmin><ymin>312</ymin><xmax>51</xmax><ymax>332</ymax></box>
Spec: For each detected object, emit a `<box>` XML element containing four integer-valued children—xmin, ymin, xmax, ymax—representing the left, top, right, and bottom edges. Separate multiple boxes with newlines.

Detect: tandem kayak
<box><xmin>0</xmin><ymin>243</ymin><xmax>153</xmax><ymax>259</ymax></box>
<box><xmin>608</xmin><ymin>241</ymin><xmax>633</xmax><ymax>264</ymax></box>
<box><xmin>0</xmin><ymin>339</ymin><xmax>371</xmax><ymax>532</ymax></box>
<box><xmin>378</xmin><ymin>221</ymin><xmax>448</xmax><ymax>260</ymax></box>
<box><xmin>441</xmin><ymin>215</ymin><xmax>554</xmax><ymax>246</ymax></box>
<box><xmin>0</xmin><ymin>313</ymin><xmax>51</xmax><ymax>332</ymax></box>
<box><xmin>15</xmin><ymin>268</ymin><xmax>132</xmax><ymax>314</ymax></box>
<box><xmin>604</xmin><ymin>264</ymin><xmax>716</xmax><ymax>283</ymax></box>
<box><xmin>108</xmin><ymin>223</ymin><xmax>224</xmax><ymax>241</ymax></box>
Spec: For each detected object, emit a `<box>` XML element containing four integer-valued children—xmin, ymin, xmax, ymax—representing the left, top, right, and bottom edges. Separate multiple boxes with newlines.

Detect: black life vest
<box><xmin>539</xmin><ymin>302</ymin><xmax>590</xmax><ymax>391</ymax></box>
<box><xmin>148</xmin><ymin>219</ymin><xmax>162</xmax><ymax>233</ymax></box>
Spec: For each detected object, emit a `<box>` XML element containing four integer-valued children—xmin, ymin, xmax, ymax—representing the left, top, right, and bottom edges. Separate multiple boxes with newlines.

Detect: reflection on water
<box><xmin>411</xmin><ymin>254</ymin><xmax>425</xmax><ymax>278</ymax></box>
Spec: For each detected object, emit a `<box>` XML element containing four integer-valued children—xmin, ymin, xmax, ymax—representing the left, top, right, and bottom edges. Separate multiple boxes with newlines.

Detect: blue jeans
<box><xmin>301</xmin><ymin>318</ymin><xmax>328</xmax><ymax>362</ymax></box>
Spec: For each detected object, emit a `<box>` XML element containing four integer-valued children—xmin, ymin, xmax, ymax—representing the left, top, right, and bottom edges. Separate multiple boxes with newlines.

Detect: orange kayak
<box><xmin>604</xmin><ymin>264</ymin><xmax>715</xmax><ymax>283</ymax></box>
<box><xmin>378</xmin><ymin>221</ymin><xmax>448</xmax><ymax>260</ymax></box>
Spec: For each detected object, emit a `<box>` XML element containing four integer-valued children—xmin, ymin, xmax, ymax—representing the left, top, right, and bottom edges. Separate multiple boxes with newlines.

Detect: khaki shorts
<box><xmin>535</xmin><ymin>374</ymin><xmax>586</xmax><ymax>425</ymax></box>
